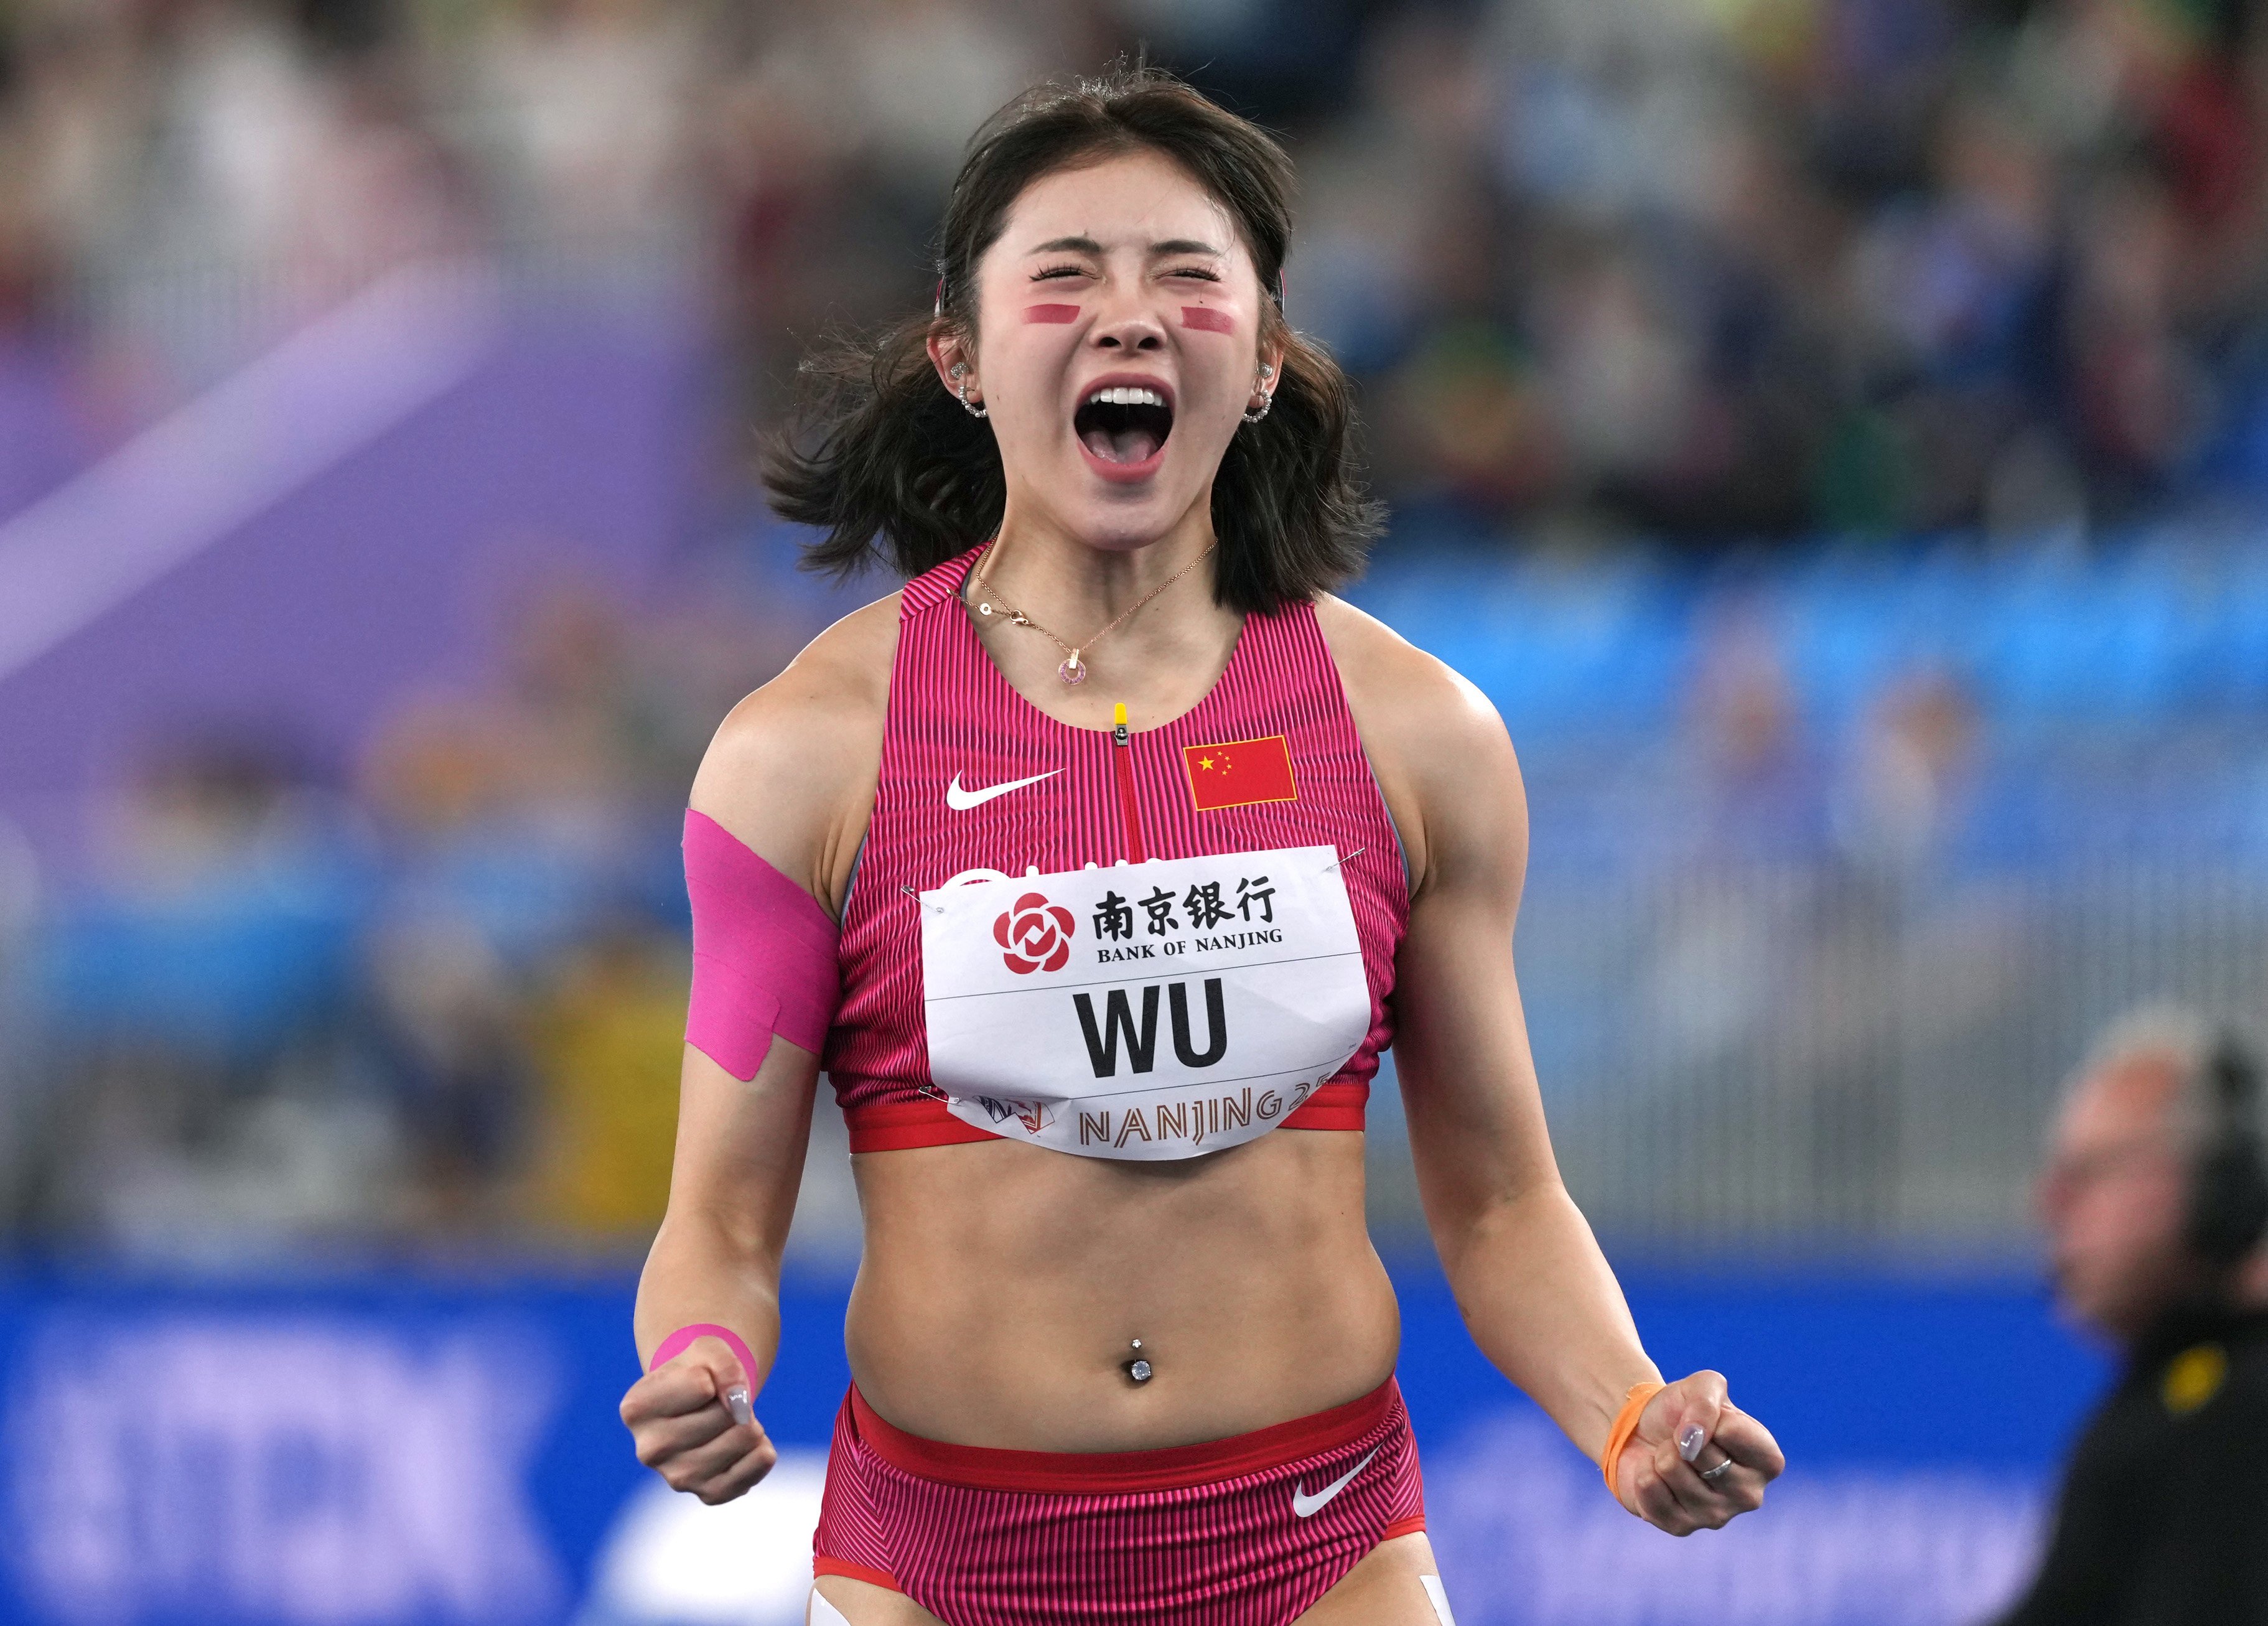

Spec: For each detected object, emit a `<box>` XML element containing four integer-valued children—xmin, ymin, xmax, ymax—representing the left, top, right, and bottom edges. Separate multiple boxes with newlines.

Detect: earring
<box><xmin>952</xmin><ymin>364</ymin><xmax>988</xmax><ymax>419</ymax></box>
<box><xmin>1242</xmin><ymin>363</ymin><xmax>1274</xmax><ymax>423</ymax></box>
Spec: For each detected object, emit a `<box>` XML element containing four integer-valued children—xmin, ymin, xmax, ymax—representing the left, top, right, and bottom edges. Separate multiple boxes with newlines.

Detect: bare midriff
<box><xmin>844</xmin><ymin>1127</ymin><xmax>1399</xmax><ymax>1452</ymax></box>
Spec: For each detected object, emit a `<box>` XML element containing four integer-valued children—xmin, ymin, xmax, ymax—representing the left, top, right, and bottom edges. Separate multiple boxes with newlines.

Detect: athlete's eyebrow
<box><xmin>1024</xmin><ymin>236</ymin><xmax>1228</xmax><ymax>259</ymax></box>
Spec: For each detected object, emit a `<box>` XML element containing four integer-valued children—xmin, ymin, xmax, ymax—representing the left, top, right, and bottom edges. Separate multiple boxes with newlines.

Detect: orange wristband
<box><xmin>1601</xmin><ymin>1380</ymin><xmax>1665</xmax><ymax>1500</ymax></box>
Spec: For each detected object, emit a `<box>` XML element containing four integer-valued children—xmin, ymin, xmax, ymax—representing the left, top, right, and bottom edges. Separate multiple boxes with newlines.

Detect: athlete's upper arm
<box><xmin>1315</xmin><ymin>596</ymin><xmax>1555</xmax><ymax>1219</ymax></box>
<box><xmin>663</xmin><ymin>594</ymin><xmax>895</xmax><ymax>1255</ymax></box>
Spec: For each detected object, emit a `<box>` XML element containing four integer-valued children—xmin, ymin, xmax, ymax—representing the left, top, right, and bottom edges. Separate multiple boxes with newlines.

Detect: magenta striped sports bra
<box><xmin>824</xmin><ymin>545</ymin><xmax>1409</xmax><ymax>1156</ymax></box>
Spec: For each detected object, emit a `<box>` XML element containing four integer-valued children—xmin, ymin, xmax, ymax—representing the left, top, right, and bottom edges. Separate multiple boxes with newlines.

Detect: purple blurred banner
<box><xmin>0</xmin><ymin>279</ymin><xmax>707</xmax><ymax>881</ymax></box>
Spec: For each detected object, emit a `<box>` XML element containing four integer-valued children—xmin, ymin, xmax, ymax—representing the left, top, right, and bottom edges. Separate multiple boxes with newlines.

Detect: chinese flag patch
<box><xmin>1183</xmin><ymin>735</ymin><xmax>1297</xmax><ymax>811</ymax></box>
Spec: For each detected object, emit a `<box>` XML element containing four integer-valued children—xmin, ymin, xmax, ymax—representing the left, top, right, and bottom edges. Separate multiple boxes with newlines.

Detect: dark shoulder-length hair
<box><xmin>764</xmin><ymin>65</ymin><xmax>1384</xmax><ymax>615</ymax></box>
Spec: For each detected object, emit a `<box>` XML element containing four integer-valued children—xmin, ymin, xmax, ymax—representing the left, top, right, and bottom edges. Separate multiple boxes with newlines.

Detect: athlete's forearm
<box><xmin>632</xmin><ymin>1208</ymin><xmax>789</xmax><ymax>1388</ymax></box>
<box><xmin>635</xmin><ymin>1038</ymin><xmax>819</xmax><ymax>1385</ymax></box>
<box><xmin>1434</xmin><ymin>1179</ymin><xmax>1660</xmax><ymax>1464</ymax></box>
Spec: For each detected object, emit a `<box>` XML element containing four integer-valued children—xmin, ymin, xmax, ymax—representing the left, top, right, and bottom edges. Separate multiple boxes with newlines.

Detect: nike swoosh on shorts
<box><xmin>945</xmin><ymin>770</ymin><xmax>1060</xmax><ymax>811</ymax></box>
<box><xmin>1290</xmin><ymin>1444</ymin><xmax>1381</xmax><ymax>1518</ymax></box>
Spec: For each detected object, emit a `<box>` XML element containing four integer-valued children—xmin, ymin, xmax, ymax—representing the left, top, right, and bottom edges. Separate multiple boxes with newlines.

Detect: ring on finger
<box><xmin>1698</xmin><ymin>1455</ymin><xmax>1735</xmax><ymax>1484</ymax></box>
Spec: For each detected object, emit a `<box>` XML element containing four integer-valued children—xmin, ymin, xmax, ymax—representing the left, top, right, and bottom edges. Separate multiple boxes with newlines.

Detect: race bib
<box><xmin>920</xmin><ymin>846</ymin><xmax>1371</xmax><ymax>1160</ymax></box>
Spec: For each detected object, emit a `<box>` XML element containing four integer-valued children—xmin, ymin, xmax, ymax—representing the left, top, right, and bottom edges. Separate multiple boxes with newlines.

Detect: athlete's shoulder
<box><xmin>688</xmin><ymin>591</ymin><xmax>898</xmax><ymax>904</ymax></box>
<box><xmin>702</xmin><ymin>591</ymin><xmax>898</xmax><ymax>772</ymax></box>
<box><xmin>1312</xmin><ymin>594</ymin><xmax>1516</xmax><ymax>769</ymax></box>
<box><xmin>1312</xmin><ymin>593</ymin><xmax>1524</xmax><ymax>895</ymax></box>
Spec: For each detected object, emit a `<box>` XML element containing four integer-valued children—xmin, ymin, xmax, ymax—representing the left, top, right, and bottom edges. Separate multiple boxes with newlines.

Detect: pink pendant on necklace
<box><xmin>1058</xmin><ymin>654</ymin><xmax>1086</xmax><ymax>685</ymax></box>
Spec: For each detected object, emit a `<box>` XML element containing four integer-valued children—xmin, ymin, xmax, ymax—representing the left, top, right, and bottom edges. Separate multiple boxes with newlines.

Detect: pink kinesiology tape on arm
<box><xmin>682</xmin><ymin>807</ymin><xmax>841</xmax><ymax>1081</ymax></box>
<box><xmin>649</xmin><ymin>1321</ymin><xmax>759</xmax><ymax>1381</ymax></box>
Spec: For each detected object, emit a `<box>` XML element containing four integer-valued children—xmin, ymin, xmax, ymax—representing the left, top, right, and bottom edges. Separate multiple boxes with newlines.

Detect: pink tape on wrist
<box><xmin>683</xmin><ymin>808</ymin><xmax>841</xmax><ymax>1082</ymax></box>
<box><xmin>649</xmin><ymin>1322</ymin><xmax>759</xmax><ymax>1381</ymax></box>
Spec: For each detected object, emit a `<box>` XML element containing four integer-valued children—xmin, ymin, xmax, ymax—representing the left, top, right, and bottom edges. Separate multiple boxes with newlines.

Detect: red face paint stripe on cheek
<box><xmin>1022</xmin><ymin>304</ymin><xmax>1080</xmax><ymax>324</ymax></box>
<box><xmin>1180</xmin><ymin>306</ymin><xmax>1234</xmax><ymax>334</ymax></box>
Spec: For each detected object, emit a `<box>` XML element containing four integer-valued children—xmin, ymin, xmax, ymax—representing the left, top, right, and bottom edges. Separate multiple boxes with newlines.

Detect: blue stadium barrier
<box><xmin>1352</xmin><ymin>531</ymin><xmax>2268</xmax><ymax>748</ymax></box>
<box><xmin>0</xmin><ymin>1259</ymin><xmax>2105</xmax><ymax>1626</ymax></box>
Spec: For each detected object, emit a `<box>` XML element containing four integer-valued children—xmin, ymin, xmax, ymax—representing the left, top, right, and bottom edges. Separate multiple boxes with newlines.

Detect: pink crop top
<box><xmin>822</xmin><ymin>545</ymin><xmax>1409</xmax><ymax>1156</ymax></box>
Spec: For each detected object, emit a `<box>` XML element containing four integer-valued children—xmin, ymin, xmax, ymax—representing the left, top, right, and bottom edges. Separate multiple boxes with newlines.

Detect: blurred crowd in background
<box><xmin>1</xmin><ymin>568</ymin><xmax>824</xmax><ymax>1256</ymax></box>
<box><xmin>7</xmin><ymin>0</ymin><xmax>2268</xmax><ymax>533</ymax></box>
<box><xmin>6</xmin><ymin>0</ymin><xmax>2268</xmax><ymax>1265</ymax></box>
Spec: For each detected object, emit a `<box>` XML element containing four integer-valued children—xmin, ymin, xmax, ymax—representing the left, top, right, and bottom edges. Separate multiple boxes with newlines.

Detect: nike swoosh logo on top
<box><xmin>1290</xmin><ymin>1445</ymin><xmax>1381</xmax><ymax>1518</ymax></box>
<box><xmin>946</xmin><ymin>770</ymin><xmax>1059</xmax><ymax>811</ymax></box>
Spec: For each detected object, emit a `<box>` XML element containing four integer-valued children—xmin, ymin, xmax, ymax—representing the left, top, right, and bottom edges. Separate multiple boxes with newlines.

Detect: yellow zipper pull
<box><xmin>1109</xmin><ymin>701</ymin><xmax>1146</xmax><ymax>862</ymax></box>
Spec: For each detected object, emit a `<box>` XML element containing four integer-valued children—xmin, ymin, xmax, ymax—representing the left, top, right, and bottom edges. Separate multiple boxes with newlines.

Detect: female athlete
<box><xmin>618</xmin><ymin>67</ymin><xmax>1783</xmax><ymax>1626</ymax></box>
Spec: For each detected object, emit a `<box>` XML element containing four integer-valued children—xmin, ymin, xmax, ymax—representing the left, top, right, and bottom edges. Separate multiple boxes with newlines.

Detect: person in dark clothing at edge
<box><xmin>1995</xmin><ymin>1007</ymin><xmax>2268</xmax><ymax>1625</ymax></box>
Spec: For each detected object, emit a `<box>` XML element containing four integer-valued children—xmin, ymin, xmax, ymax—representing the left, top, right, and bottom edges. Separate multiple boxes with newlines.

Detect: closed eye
<box><xmin>1033</xmin><ymin>264</ymin><xmax>1091</xmax><ymax>281</ymax></box>
<box><xmin>1168</xmin><ymin>267</ymin><xmax>1222</xmax><ymax>282</ymax></box>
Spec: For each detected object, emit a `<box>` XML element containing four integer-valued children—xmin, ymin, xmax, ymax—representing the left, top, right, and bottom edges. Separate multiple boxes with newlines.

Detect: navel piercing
<box><xmin>1126</xmin><ymin>1339</ymin><xmax>1153</xmax><ymax>1384</ymax></box>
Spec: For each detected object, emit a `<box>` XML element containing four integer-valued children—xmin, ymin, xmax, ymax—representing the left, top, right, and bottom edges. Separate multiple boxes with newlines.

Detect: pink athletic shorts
<box><xmin>811</xmin><ymin>1374</ymin><xmax>1427</xmax><ymax>1625</ymax></box>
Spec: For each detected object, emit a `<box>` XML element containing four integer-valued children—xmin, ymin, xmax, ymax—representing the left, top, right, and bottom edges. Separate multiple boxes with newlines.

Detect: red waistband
<box><xmin>841</xmin><ymin>1082</ymin><xmax>1370</xmax><ymax>1154</ymax></box>
<box><xmin>841</xmin><ymin>1099</ymin><xmax>1004</xmax><ymax>1153</ymax></box>
<box><xmin>1284</xmin><ymin>1079</ymin><xmax>1368</xmax><ymax>1130</ymax></box>
<box><xmin>846</xmin><ymin>1374</ymin><xmax>1402</xmax><ymax>1494</ymax></box>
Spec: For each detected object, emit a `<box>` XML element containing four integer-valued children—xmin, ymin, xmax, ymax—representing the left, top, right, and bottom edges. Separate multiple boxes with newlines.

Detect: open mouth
<box><xmin>1075</xmin><ymin>384</ymin><xmax>1174</xmax><ymax>467</ymax></box>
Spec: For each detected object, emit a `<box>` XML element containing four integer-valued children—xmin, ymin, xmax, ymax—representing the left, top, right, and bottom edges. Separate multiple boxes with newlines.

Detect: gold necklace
<box><xmin>968</xmin><ymin>546</ymin><xmax>1214</xmax><ymax>685</ymax></box>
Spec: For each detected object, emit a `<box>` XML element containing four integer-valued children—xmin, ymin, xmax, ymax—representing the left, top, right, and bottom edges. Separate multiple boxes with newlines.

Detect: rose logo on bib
<box><xmin>994</xmin><ymin>892</ymin><xmax>1075</xmax><ymax>973</ymax></box>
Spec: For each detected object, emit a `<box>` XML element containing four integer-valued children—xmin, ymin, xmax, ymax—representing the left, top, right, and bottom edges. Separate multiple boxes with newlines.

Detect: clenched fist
<box><xmin>1612</xmin><ymin>1369</ymin><xmax>1784</xmax><ymax>1536</ymax></box>
<box><xmin>618</xmin><ymin>1334</ymin><xmax>778</xmax><ymax>1505</ymax></box>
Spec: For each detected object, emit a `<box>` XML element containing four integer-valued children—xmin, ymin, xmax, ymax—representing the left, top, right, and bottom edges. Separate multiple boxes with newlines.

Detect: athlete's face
<box><xmin>2036</xmin><ymin>1051</ymin><xmax>2198</xmax><ymax>1342</ymax></box>
<box><xmin>938</xmin><ymin>149</ymin><xmax>1278</xmax><ymax>551</ymax></box>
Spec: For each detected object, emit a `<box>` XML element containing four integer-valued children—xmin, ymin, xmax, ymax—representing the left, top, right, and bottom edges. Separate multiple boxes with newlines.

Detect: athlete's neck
<box><xmin>981</xmin><ymin>500</ymin><xmax>1226</xmax><ymax>630</ymax></box>
<box><xmin>968</xmin><ymin>508</ymin><xmax>1241</xmax><ymax>729</ymax></box>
